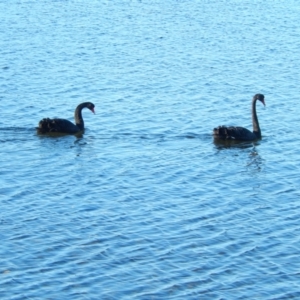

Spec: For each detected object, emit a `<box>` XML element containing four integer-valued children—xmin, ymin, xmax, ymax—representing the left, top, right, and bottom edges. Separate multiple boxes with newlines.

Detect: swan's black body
<box><xmin>213</xmin><ymin>94</ymin><xmax>265</xmax><ymax>141</ymax></box>
<box><xmin>37</xmin><ymin>102</ymin><xmax>95</xmax><ymax>134</ymax></box>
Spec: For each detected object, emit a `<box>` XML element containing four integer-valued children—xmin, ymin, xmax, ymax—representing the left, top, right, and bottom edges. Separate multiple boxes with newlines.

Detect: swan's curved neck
<box><xmin>74</xmin><ymin>103</ymin><xmax>86</xmax><ymax>130</ymax></box>
<box><xmin>252</xmin><ymin>97</ymin><xmax>261</xmax><ymax>137</ymax></box>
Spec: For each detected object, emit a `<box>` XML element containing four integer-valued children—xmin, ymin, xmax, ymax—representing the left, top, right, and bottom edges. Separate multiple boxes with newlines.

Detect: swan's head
<box><xmin>254</xmin><ymin>94</ymin><xmax>265</xmax><ymax>106</ymax></box>
<box><xmin>86</xmin><ymin>102</ymin><xmax>95</xmax><ymax>114</ymax></box>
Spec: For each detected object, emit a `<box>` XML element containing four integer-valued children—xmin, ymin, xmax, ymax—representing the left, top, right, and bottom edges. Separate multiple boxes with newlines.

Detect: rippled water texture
<box><xmin>1</xmin><ymin>1</ymin><xmax>300</xmax><ymax>299</ymax></box>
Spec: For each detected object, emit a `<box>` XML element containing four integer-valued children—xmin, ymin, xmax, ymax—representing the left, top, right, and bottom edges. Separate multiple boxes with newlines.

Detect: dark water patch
<box><xmin>0</xmin><ymin>127</ymin><xmax>33</xmax><ymax>133</ymax></box>
<box><xmin>213</xmin><ymin>138</ymin><xmax>261</xmax><ymax>150</ymax></box>
<box><xmin>91</xmin><ymin>132</ymin><xmax>210</xmax><ymax>145</ymax></box>
<box><xmin>36</xmin><ymin>131</ymin><xmax>84</xmax><ymax>139</ymax></box>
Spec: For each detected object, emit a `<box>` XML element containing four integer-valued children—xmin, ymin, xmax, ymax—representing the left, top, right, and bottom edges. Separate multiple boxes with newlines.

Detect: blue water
<box><xmin>1</xmin><ymin>1</ymin><xmax>300</xmax><ymax>299</ymax></box>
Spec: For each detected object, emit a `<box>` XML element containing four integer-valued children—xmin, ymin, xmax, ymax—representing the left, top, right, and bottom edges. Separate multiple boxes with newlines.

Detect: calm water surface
<box><xmin>1</xmin><ymin>1</ymin><xmax>300</xmax><ymax>299</ymax></box>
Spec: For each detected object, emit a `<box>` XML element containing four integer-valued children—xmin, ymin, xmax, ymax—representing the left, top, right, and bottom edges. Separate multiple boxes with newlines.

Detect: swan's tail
<box><xmin>37</xmin><ymin>118</ymin><xmax>60</xmax><ymax>134</ymax></box>
<box><xmin>213</xmin><ymin>126</ymin><xmax>234</xmax><ymax>139</ymax></box>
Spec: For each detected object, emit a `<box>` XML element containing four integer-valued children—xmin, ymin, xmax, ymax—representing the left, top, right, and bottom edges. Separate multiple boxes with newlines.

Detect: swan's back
<box><xmin>213</xmin><ymin>125</ymin><xmax>258</xmax><ymax>141</ymax></box>
<box><xmin>37</xmin><ymin>118</ymin><xmax>80</xmax><ymax>134</ymax></box>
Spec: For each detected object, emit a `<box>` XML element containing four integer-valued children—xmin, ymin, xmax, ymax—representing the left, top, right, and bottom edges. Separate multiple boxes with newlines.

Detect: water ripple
<box><xmin>1</xmin><ymin>0</ymin><xmax>300</xmax><ymax>299</ymax></box>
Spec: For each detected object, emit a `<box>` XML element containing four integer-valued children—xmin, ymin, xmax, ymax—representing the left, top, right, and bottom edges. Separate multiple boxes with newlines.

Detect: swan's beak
<box><xmin>262</xmin><ymin>100</ymin><xmax>266</xmax><ymax>107</ymax></box>
<box><xmin>91</xmin><ymin>108</ymin><xmax>95</xmax><ymax>114</ymax></box>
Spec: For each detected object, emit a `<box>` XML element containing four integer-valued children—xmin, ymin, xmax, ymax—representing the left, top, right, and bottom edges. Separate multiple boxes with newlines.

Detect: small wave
<box><xmin>0</xmin><ymin>127</ymin><xmax>33</xmax><ymax>133</ymax></box>
<box><xmin>0</xmin><ymin>127</ymin><xmax>39</xmax><ymax>144</ymax></box>
<box><xmin>96</xmin><ymin>132</ymin><xmax>210</xmax><ymax>143</ymax></box>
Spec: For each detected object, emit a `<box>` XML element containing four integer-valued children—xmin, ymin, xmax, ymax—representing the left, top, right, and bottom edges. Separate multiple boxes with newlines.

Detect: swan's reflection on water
<box><xmin>213</xmin><ymin>138</ymin><xmax>260</xmax><ymax>150</ymax></box>
<box><xmin>246</xmin><ymin>148</ymin><xmax>265</xmax><ymax>174</ymax></box>
<box><xmin>213</xmin><ymin>138</ymin><xmax>264</xmax><ymax>174</ymax></box>
<box><xmin>36</xmin><ymin>130</ymin><xmax>84</xmax><ymax>138</ymax></box>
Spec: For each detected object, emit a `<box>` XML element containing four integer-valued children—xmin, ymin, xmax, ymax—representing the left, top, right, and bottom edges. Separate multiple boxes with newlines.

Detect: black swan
<box><xmin>213</xmin><ymin>94</ymin><xmax>265</xmax><ymax>141</ymax></box>
<box><xmin>37</xmin><ymin>102</ymin><xmax>95</xmax><ymax>134</ymax></box>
